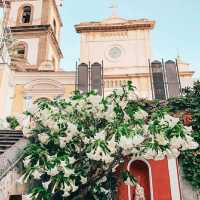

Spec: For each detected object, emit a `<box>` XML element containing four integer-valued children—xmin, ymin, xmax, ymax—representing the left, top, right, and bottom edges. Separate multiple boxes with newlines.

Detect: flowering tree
<box><xmin>16</xmin><ymin>82</ymin><xmax>198</xmax><ymax>200</ymax></box>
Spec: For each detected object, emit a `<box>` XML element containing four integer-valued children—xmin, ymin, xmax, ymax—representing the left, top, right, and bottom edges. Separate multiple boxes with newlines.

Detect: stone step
<box><xmin>0</xmin><ymin>149</ymin><xmax>5</xmax><ymax>154</ymax></box>
<box><xmin>0</xmin><ymin>140</ymin><xmax>17</xmax><ymax>144</ymax></box>
<box><xmin>0</xmin><ymin>137</ymin><xmax>20</xmax><ymax>141</ymax></box>
<box><xmin>0</xmin><ymin>131</ymin><xmax>24</xmax><ymax>156</ymax></box>
<box><xmin>0</xmin><ymin>144</ymin><xmax>13</xmax><ymax>150</ymax></box>
<box><xmin>0</xmin><ymin>133</ymin><xmax>23</xmax><ymax>138</ymax></box>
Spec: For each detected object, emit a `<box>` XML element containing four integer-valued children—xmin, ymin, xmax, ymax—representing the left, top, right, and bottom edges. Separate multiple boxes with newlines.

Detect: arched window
<box><xmin>22</xmin><ymin>6</ymin><xmax>31</xmax><ymax>23</ymax></box>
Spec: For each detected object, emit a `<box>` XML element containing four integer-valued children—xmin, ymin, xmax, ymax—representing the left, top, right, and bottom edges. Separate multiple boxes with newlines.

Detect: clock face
<box><xmin>109</xmin><ymin>47</ymin><xmax>122</xmax><ymax>59</ymax></box>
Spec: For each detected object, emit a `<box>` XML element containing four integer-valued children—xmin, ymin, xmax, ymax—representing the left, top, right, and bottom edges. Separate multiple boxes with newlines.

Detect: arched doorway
<box><xmin>128</xmin><ymin>160</ymin><xmax>153</xmax><ymax>200</ymax></box>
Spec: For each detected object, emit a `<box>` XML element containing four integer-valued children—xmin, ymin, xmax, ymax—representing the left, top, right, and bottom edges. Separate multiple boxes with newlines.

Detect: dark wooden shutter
<box><xmin>151</xmin><ymin>60</ymin><xmax>166</xmax><ymax>100</ymax></box>
<box><xmin>91</xmin><ymin>62</ymin><xmax>103</xmax><ymax>95</ymax></box>
<box><xmin>165</xmin><ymin>60</ymin><xmax>181</xmax><ymax>98</ymax></box>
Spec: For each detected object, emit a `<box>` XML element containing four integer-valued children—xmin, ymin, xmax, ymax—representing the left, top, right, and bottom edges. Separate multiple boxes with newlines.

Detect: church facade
<box><xmin>0</xmin><ymin>1</ymin><xmax>196</xmax><ymax>200</ymax></box>
<box><xmin>0</xmin><ymin>0</ymin><xmax>194</xmax><ymax>118</ymax></box>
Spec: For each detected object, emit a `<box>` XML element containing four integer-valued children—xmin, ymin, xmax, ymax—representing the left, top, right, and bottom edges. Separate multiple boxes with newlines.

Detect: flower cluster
<box><xmin>15</xmin><ymin>82</ymin><xmax>198</xmax><ymax>200</ymax></box>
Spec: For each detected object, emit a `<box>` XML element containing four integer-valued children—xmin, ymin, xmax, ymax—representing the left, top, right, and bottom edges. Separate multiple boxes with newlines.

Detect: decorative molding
<box><xmin>75</xmin><ymin>19</ymin><xmax>155</xmax><ymax>33</ymax></box>
<box><xmin>24</xmin><ymin>78</ymin><xmax>65</xmax><ymax>98</ymax></box>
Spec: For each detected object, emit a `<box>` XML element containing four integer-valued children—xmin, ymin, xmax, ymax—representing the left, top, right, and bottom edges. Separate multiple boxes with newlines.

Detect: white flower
<box><xmin>64</xmin><ymin>168</ymin><xmax>74</xmax><ymax>177</ymax></box>
<box><xmin>68</xmin><ymin>157</ymin><xmax>76</xmax><ymax>164</ymax></box>
<box><xmin>0</xmin><ymin>118</ymin><xmax>10</xmax><ymax>130</ymax></box>
<box><xmin>143</xmin><ymin>148</ymin><xmax>157</xmax><ymax>160</ymax></box>
<box><xmin>39</xmin><ymin>109</ymin><xmax>51</xmax><ymax>121</ymax></box>
<box><xmin>23</xmin><ymin>155</ymin><xmax>32</xmax><ymax>167</ymax></box>
<box><xmin>42</xmin><ymin>180</ymin><xmax>51</xmax><ymax>190</ymax></box>
<box><xmin>187</xmin><ymin>141</ymin><xmax>199</xmax><ymax>150</ymax></box>
<box><xmin>184</xmin><ymin>126</ymin><xmax>193</xmax><ymax>134</ymax></box>
<box><xmin>47</xmin><ymin>166</ymin><xmax>59</xmax><ymax>176</ymax></box>
<box><xmin>83</xmin><ymin>137</ymin><xmax>90</xmax><ymax>144</ymax></box>
<box><xmin>50</xmin><ymin>106</ymin><xmax>59</xmax><ymax>113</ymax></box>
<box><xmin>135</xmin><ymin>184</ymin><xmax>145</xmax><ymax>200</ymax></box>
<box><xmin>17</xmin><ymin>173</ymin><xmax>27</xmax><ymax>185</ymax></box>
<box><xmin>87</xmin><ymin>146</ymin><xmax>113</xmax><ymax>164</ymax></box>
<box><xmin>87</xmin><ymin>95</ymin><xmax>102</xmax><ymax>107</ymax></box>
<box><xmin>107</xmin><ymin>136</ymin><xmax>117</xmax><ymax>154</ymax></box>
<box><xmin>134</xmin><ymin>109</ymin><xmax>148</xmax><ymax>120</ymax></box>
<box><xmin>128</xmin><ymin>91</ymin><xmax>138</xmax><ymax>100</ymax></box>
<box><xmin>124</xmin><ymin>177</ymin><xmax>134</xmax><ymax>186</ymax></box>
<box><xmin>71</xmin><ymin>184</ymin><xmax>78</xmax><ymax>192</ymax></box>
<box><xmin>112</xmin><ymin>164</ymin><xmax>119</xmax><ymax>172</ymax></box>
<box><xmin>170</xmin><ymin>136</ymin><xmax>185</xmax><ymax>149</ymax></box>
<box><xmin>32</xmin><ymin>170</ymin><xmax>42</xmax><ymax>180</ymax></box>
<box><xmin>132</xmin><ymin>135</ymin><xmax>145</xmax><ymax>146</ymax></box>
<box><xmin>94</xmin><ymin>130</ymin><xmax>106</xmax><ymax>141</ymax></box>
<box><xmin>98</xmin><ymin>176</ymin><xmax>107</xmax><ymax>184</ymax></box>
<box><xmin>59</xmin><ymin>136</ymin><xmax>73</xmax><ymax>148</ymax></box>
<box><xmin>102</xmin><ymin>154</ymin><xmax>114</xmax><ymax>164</ymax></box>
<box><xmin>124</xmin><ymin>113</ymin><xmax>130</xmax><ymax>121</ymax></box>
<box><xmin>28</xmin><ymin>104</ymin><xmax>39</xmax><ymax>114</ymax></box>
<box><xmin>22</xmin><ymin>126</ymin><xmax>32</xmax><ymax>138</ymax></box>
<box><xmin>64</xmin><ymin>105</ymin><xmax>73</xmax><ymax>113</ymax></box>
<box><xmin>16</xmin><ymin>114</ymin><xmax>31</xmax><ymax>128</ymax></box>
<box><xmin>155</xmin><ymin>134</ymin><xmax>169</xmax><ymax>145</ymax></box>
<box><xmin>103</xmin><ymin>104</ymin><xmax>116</xmax><ymax>121</ymax></box>
<box><xmin>100</xmin><ymin>187</ymin><xmax>109</xmax><ymax>194</ymax></box>
<box><xmin>166</xmin><ymin>149</ymin><xmax>180</xmax><ymax>159</ymax></box>
<box><xmin>38</xmin><ymin>133</ymin><xmax>49</xmax><ymax>144</ymax></box>
<box><xmin>154</xmin><ymin>150</ymin><xmax>165</xmax><ymax>160</ymax></box>
<box><xmin>115</xmin><ymin>88</ymin><xmax>124</xmax><ymax>96</ymax></box>
<box><xmin>119</xmin><ymin>101</ymin><xmax>127</xmax><ymax>109</ymax></box>
<box><xmin>63</xmin><ymin>183</ymin><xmax>71</xmax><ymax>193</ymax></box>
<box><xmin>63</xmin><ymin>191</ymin><xmax>70</xmax><ymax>197</ymax></box>
<box><xmin>80</xmin><ymin>176</ymin><xmax>87</xmax><ymax>184</ymax></box>
<box><xmin>161</xmin><ymin>114</ymin><xmax>179</xmax><ymax>128</ymax></box>
<box><xmin>47</xmin><ymin>154</ymin><xmax>56</xmax><ymax>161</ymax></box>
<box><xmin>59</xmin><ymin>137</ymin><xmax>67</xmax><ymax>148</ymax></box>
<box><xmin>44</xmin><ymin>119</ymin><xmax>59</xmax><ymax>132</ymax></box>
<box><xmin>119</xmin><ymin>136</ymin><xmax>133</xmax><ymax>150</ymax></box>
<box><xmin>59</xmin><ymin>160</ymin><xmax>66</xmax><ymax>169</ymax></box>
<box><xmin>67</xmin><ymin>123</ymin><xmax>78</xmax><ymax>134</ymax></box>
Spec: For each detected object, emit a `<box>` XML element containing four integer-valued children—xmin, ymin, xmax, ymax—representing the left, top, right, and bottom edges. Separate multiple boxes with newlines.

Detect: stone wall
<box><xmin>180</xmin><ymin>169</ymin><xmax>200</xmax><ymax>200</ymax></box>
<box><xmin>0</xmin><ymin>139</ymin><xmax>28</xmax><ymax>200</ymax></box>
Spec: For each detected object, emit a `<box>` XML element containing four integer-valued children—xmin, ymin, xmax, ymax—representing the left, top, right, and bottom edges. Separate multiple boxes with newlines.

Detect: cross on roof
<box><xmin>110</xmin><ymin>0</ymin><xmax>118</xmax><ymax>16</ymax></box>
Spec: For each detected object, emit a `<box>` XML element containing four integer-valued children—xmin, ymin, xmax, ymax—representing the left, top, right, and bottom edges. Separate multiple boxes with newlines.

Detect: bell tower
<box><xmin>6</xmin><ymin>0</ymin><xmax>63</xmax><ymax>71</ymax></box>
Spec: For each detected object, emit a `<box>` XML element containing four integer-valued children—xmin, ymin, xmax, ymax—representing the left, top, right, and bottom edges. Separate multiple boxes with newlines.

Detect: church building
<box><xmin>0</xmin><ymin>1</ymin><xmax>196</xmax><ymax>200</ymax></box>
<box><xmin>0</xmin><ymin>0</ymin><xmax>194</xmax><ymax>117</ymax></box>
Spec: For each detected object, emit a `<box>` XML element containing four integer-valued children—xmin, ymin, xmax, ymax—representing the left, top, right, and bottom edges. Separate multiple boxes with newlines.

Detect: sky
<box><xmin>59</xmin><ymin>0</ymin><xmax>200</xmax><ymax>77</ymax></box>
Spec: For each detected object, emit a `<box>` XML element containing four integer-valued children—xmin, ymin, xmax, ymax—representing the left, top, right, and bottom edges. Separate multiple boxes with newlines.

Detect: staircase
<box><xmin>0</xmin><ymin>130</ymin><xmax>23</xmax><ymax>155</ymax></box>
<box><xmin>0</xmin><ymin>130</ymin><xmax>27</xmax><ymax>200</ymax></box>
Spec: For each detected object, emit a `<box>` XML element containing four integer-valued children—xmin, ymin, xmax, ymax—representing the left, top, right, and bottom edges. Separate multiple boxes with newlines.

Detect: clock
<box><xmin>109</xmin><ymin>47</ymin><xmax>122</xmax><ymax>59</ymax></box>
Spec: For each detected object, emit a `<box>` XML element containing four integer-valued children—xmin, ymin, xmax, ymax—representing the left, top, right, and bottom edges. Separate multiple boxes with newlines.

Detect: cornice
<box><xmin>11</xmin><ymin>25</ymin><xmax>63</xmax><ymax>58</ymax></box>
<box><xmin>14</xmin><ymin>71</ymin><xmax>75</xmax><ymax>85</ymax></box>
<box><xmin>75</xmin><ymin>19</ymin><xmax>155</xmax><ymax>33</ymax></box>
